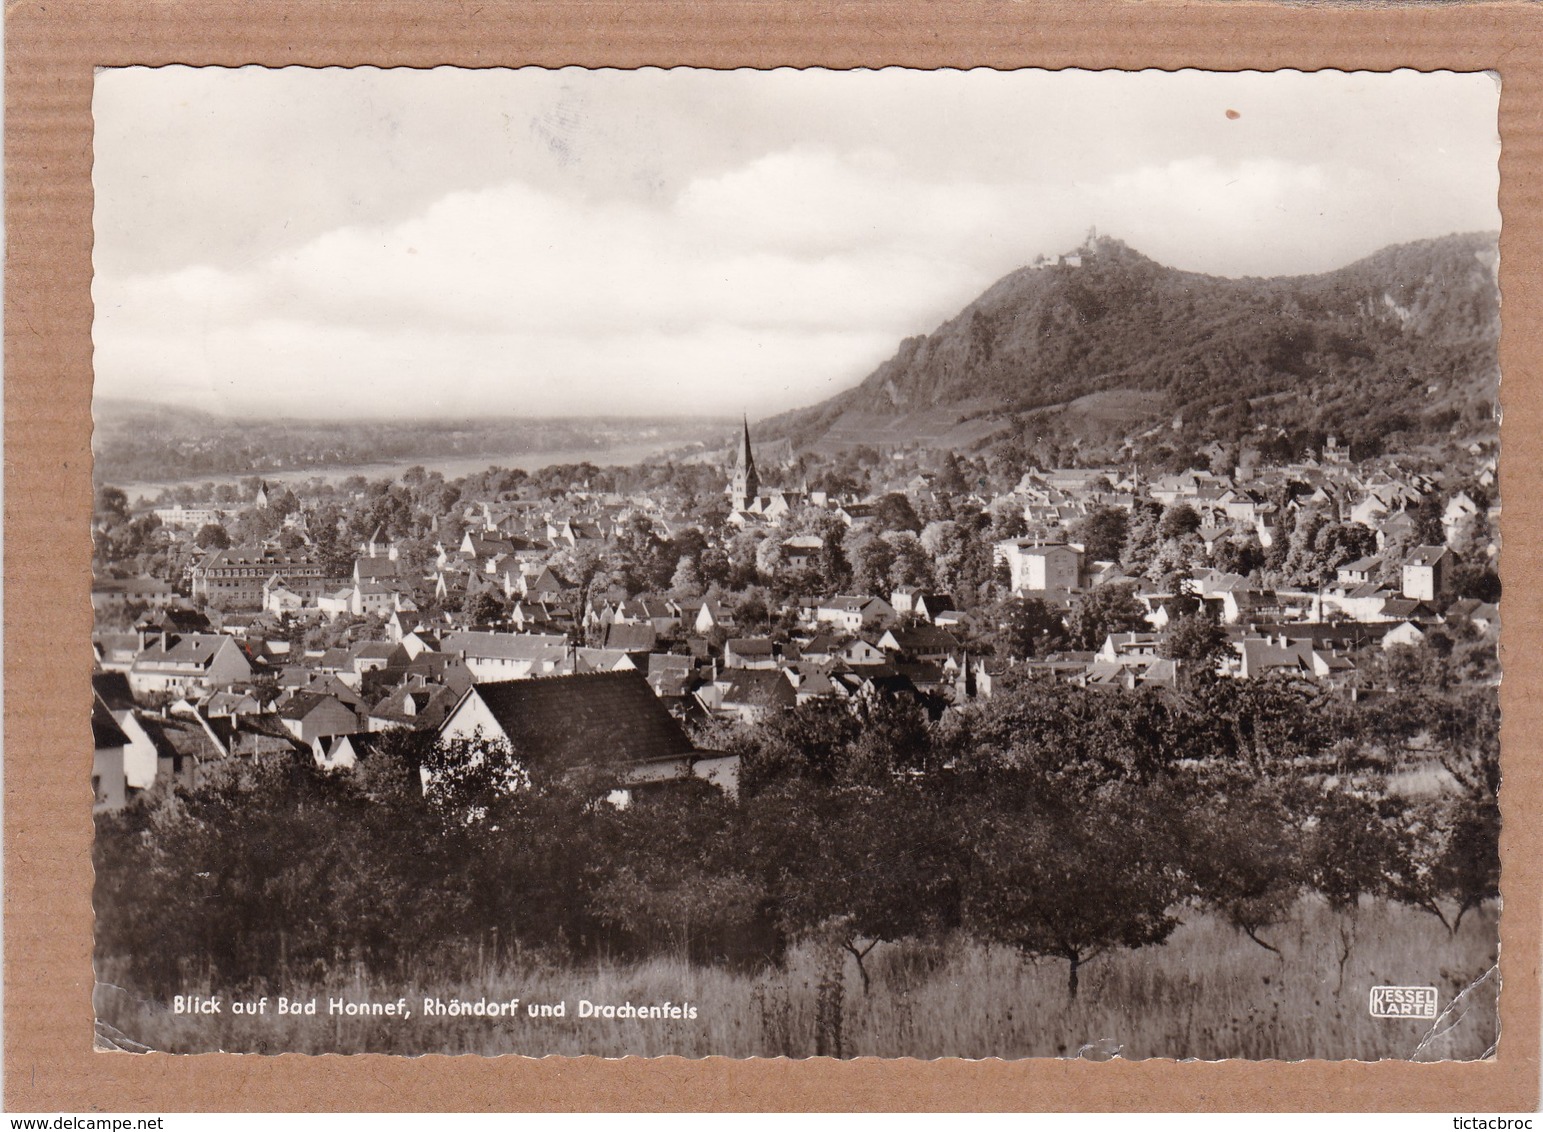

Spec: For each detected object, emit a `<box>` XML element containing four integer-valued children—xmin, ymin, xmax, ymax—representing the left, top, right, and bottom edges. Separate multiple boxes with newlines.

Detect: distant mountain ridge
<box><xmin>768</xmin><ymin>232</ymin><xmax>1500</xmax><ymax>457</ymax></box>
<box><xmin>91</xmin><ymin>400</ymin><xmax>729</xmax><ymax>486</ymax></box>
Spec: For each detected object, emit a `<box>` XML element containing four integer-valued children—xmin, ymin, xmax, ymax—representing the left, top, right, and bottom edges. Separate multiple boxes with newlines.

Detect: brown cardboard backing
<box><xmin>6</xmin><ymin>0</ymin><xmax>1540</xmax><ymax>1112</ymax></box>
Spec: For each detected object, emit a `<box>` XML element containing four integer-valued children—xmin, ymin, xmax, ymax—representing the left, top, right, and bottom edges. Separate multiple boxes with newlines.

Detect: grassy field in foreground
<box><xmin>95</xmin><ymin>897</ymin><xmax>1498</xmax><ymax>1060</ymax></box>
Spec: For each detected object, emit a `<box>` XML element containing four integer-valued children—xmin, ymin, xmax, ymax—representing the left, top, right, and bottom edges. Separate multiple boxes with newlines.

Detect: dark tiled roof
<box><xmin>93</xmin><ymin>672</ymin><xmax>136</xmax><ymax>712</ymax></box>
<box><xmin>133</xmin><ymin>712</ymin><xmax>222</xmax><ymax>762</ymax></box>
<box><xmin>278</xmin><ymin>691</ymin><xmax>354</xmax><ymax>722</ymax></box>
<box><xmin>602</xmin><ymin>622</ymin><xmax>658</xmax><ymax>653</ymax></box>
<box><xmin>202</xmin><ymin>546</ymin><xmax>320</xmax><ymax>570</ymax></box>
<box><xmin>726</xmin><ymin>637</ymin><xmax>775</xmax><ymax>657</ymax></box>
<box><xmin>355</xmin><ymin>557</ymin><xmax>404</xmax><ymax>581</ymax></box>
<box><xmin>720</xmin><ymin>669</ymin><xmax>797</xmax><ymax>708</ymax></box>
<box><xmin>93</xmin><ymin>694</ymin><xmax>130</xmax><ymax>749</ymax></box>
<box><xmin>134</xmin><ymin>608</ymin><xmax>212</xmax><ymax>635</ymax></box>
<box><xmin>883</xmin><ymin>626</ymin><xmax>962</xmax><ymax>654</ymax></box>
<box><xmin>470</xmin><ymin>671</ymin><xmax>696</xmax><ymax>770</ymax></box>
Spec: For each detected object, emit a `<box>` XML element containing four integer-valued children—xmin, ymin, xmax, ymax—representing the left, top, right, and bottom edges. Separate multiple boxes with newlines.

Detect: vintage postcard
<box><xmin>83</xmin><ymin>64</ymin><xmax>1506</xmax><ymax>1063</ymax></box>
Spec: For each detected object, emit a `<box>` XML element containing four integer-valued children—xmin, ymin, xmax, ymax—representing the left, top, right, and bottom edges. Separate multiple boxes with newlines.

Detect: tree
<box><xmin>936</xmin><ymin>451</ymin><xmax>969</xmax><ymax>495</ymax></box>
<box><xmin>1176</xmin><ymin>773</ymin><xmax>1307</xmax><ymax>954</ymax></box>
<box><xmin>844</xmin><ymin>530</ymin><xmax>895</xmax><ymax>597</ymax></box>
<box><xmin>1073</xmin><ymin>507</ymin><xmax>1128</xmax><ymax>563</ymax></box>
<box><xmin>747</xmin><ymin>776</ymin><xmax>957</xmax><ymax>993</ymax></box>
<box><xmin>963</xmin><ymin>792</ymin><xmax>1184</xmax><ymax>996</ymax></box>
<box><xmin>1411</xmin><ymin>493</ymin><xmax>1445</xmax><ymax>546</ymax></box>
<box><xmin>1066</xmin><ymin>582</ymin><xmax>1148</xmax><ymax>650</ymax></box>
<box><xmin>669</xmin><ymin>555</ymin><xmax>704</xmax><ymax>599</ymax></box>
<box><xmin>195</xmin><ymin>523</ymin><xmax>231</xmax><ymax>550</ymax></box>
<box><xmin>754</xmin><ymin>536</ymin><xmax>785</xmax><ymax>580</ymax></box>
<box><xmin>1450</xmin><ymin>562</ymin><xmax>1501</xmax><ymax>603</ymax></box>
<box><xmin>1161</xmin><ymin>611</ymin><xmax>1227</xmax><ymax>666</ymax></box>
<box><xmin>1303</xmin><ymin>521</ymin><xmax>1377</xmax><ymax>588</ymax></box>
<box><xmin>1159</xmin><ymin>503</ymin><xmax>1202</xmax><ymax>541</ymax></box>
<box><xmin>995</xmin><ymin>596</ymin><xmax>1062</xmax><ymax>659</ymax></box>
<box><xmin>462</xmin><ymin>590</ymin><xmax>504</xmax><ymax>626</ymax></box>
<box><xmin>873</xmin><ymin>493</ymin><xmax>923</xmax><ymax>534</ymax></box>
<box><xmin>884</xmin><ymin>531</ymin><xmax>935</xmax><ymax>591</ymax></box>
<box><xmin>96</xmin><ymin>485</ymin><xmax>130</xmax><ymax>523</ymax></box>
<box><xmin>1120</xmin><ymin>503</ymin><xmax>1161</xmax><ymax>576</ymax></box>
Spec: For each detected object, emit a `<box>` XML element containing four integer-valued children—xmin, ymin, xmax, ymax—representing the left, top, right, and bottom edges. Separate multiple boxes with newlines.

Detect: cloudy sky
<box><xmin>93</xmin><ymin>67</ymin><xmax>1499</xmax><ymax>420</ymax></box>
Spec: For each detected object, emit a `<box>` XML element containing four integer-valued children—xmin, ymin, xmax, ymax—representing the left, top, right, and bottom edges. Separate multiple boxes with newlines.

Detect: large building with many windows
<box><xmin>191</xmin><ymin>546</ymin><xmax>333</xmax><ymax>609</ymax></box>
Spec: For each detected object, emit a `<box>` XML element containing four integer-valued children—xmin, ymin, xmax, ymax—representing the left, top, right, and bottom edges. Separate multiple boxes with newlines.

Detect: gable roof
<box><xmin>601</xmin><ymin>622</ymin><xmax>658</xmax><ymax>653</ymax></box>
<box><xmin>719</xmin><ymin>668</ymin><xmax>798</xmax><ymax>708</ymax></box>
<box><xmin>135</xmin><ymin>608</ymin><xmax>213</xmax><ymax>634</ymax></box>
<box><xmin>200</xmin><ymin>546</ymin><xmax>321</xmax><ymax>571</ymax></box>
<box><xmin>93</xmin><ymin>694</ymin><xmax>130</xmax><ymax>749</ymax></box>
<box><xmin>130</xmin><ymin>633</ymin><xmax>245</xmax><ymax>673</ymax></box>
<box><xmin>440</xmin><ymin>630</ymin><xmax>570</xmax><ymax>662</ymax></box>
<box><xmin>725</xmin><ymin>637</ymin><xmax>776</xmax><ymax>658</ymax></box>
<box><xmin>355</xmin><ymin>557</ymin><xmax>403</xmax><ymax>581</ymax></box>
<box><xmin>92</xmin><ymin>672</ymin><xmax>136</xmax><ymax>713</ymax></box>
<box><xmin>880</xmin><ymin>625</ymin><xmax>963</xmax><ymax>654</ymax></box>
<box><xmin>278</xmin><ymin>691</ymin><xmax>356</xmax><ymax>722</ymax></box>
<box><xmin>463</xmin><ymin>671</ymin><xmax>696</xmax><ymax>770</ymax></box>
<box><xmin>132</xmin><ymin>711</ymin><xmax>223</xmax><ymax>763</ymax></box>
<box><xmin>369</xmin><ymin>683</ymin><xmax>460</xmax><ymax>730</ymax></box>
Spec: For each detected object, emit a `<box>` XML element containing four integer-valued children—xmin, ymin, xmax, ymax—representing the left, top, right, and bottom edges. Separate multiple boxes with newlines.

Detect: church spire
<box><xmin>730</xmin><ymin>415</ymin><xmax>760</xmax><ymax>512</ymax></box>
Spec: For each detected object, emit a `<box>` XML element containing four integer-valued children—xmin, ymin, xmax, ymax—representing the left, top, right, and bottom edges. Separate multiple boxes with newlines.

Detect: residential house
<box><xmin>127</xmin><ymin>633</ymin><xmax>253</xmax><ymax>698</ymax></box>
<box><xmin>815</xmin><ymin>595</ymin><xmax>894</xmax><ymax>633</ymax></box>
<box><xmin>368</xmin><ymin>682</ymin><xmax>460</xmax><ymax>733</ymax></box>
<box><xmin>92</xmin><ymin>693</ymin><xmax>138</xmax><ymax>812</ymax></box>
<box><xmin>702</xmin><ymin>668</ymin><xmax>798</xmax><ymax>723</ymax></box>
<box><xmin>1097</xmin><ymin>632</ymin><xmax>1162</xmax><ymax>663</ymax></box>
<box><xmin>601</xmin><ymin>621</ymin><xmax>659</xmax><ymax>660</ymax></box>
<box><xmin>994</xmin><ymin>539</ymin><xmax>1081</xmax><ymax>594</ymax></box>
<box><xmin>723</xmin><ymin>638</ymin><xmax>779</xmax><ymax>669</ymax></box>
<box><xmin>1402</xmin><ymin>546</ymin><xmax>1456</xmax><ymax>602</ymax></box>
<box><xmin>839</xmin><ymin>638</ymin><xmax>888</xmax><ymax>666</ymax></box>
<box><xmin>573</xmin><ymin>647</ymin><xmax>640</xmax><ymax>674</ymax></box>
<box><xmin>1336</xmin><ymin>556</ymin><xmax>1381</xmax><ymax>588</ymax></box>
<box><xmin>437</xmin><ymin>670</ymin><xmax>736</xmax><ymax>794</ymax></box>
<box><xmin>1383</xmin><ymin>621</ymin><xmax>1430</xmax><ymax>649</ymax></box>
<box><xmin>312</xmin><ymin>732</ymin><xmax>379</xmax><ymax>772</ymax></box>
<box><xmin>693</xmin><ymin>599</ymin><xmax>735</xmax><ymax>635</ymax></box>
<box><xmin>277</xmin><ymin>692</ymin><xmax>361</xmax><ymax>744</ymax></box>
<box><xmin>877</xmin><ymin>625</ymin><xmax>963</xmax><ymax>663</ymax></box>
<box><xmin>781</xmin><ymin>534</ymin><xmax>824</xmax><ymax>572</ymax></box>
<box><xmin>91</xmin><ymin>576</ymin><xmax>180</xmax><ymax>614</ymax></box>
<box><xmin>438</xmin><ymin>630</ymin><xmax>571</xmax><ymax>682</ymax></box>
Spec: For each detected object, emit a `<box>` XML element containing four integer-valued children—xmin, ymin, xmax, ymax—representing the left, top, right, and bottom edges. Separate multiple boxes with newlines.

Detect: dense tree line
<box><xmin>96</xmin><ymin>648</ymin><xmax>1498</xmax><ymax>1001</ymax></box>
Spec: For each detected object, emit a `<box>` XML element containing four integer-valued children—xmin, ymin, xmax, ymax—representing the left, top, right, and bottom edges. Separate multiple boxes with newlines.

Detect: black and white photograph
<box><xmin>88</xmin><ymin>66</ymin><xmax>1502</xmax><ymax>1060</ymax></box>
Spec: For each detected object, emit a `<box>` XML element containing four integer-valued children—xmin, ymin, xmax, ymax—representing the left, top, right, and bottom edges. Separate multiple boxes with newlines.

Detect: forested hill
<box><xmin>770</xmin><ymin>232</ymin><xmax>1500</xmax><ymax>458</ymax></box>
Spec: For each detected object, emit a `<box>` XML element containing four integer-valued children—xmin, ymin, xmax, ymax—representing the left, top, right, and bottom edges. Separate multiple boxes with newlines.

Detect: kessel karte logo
<box><xmin>1370</xmin><ymin>986</ymin><xmax>1439</xmax><ymax>1019</ymax></box>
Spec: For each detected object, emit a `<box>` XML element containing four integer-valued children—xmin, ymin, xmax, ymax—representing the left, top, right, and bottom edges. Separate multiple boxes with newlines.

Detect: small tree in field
<box><xmin>748</xmin><ymin>777</ymin><xmax>957</xmax><ymax>993</ymax></box>
<box><xmin>962</xmin><ymin>792</ymin><xmax>1185</xmax><ymax>996</ymax></box>
<box><xmin>1176</xmin><ymin>774</ymin><xmax>1307</xmax><ymax>954</ymax></box>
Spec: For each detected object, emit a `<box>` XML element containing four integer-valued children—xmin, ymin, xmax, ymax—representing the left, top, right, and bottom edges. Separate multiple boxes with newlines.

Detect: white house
<box><xmin>814</xmin><ymin>595</ymin><xmax>894</xmax><ymax>633</ymax></box>
<box><xmin>994</xmin><ymin>539</ymin><xmax>1082</xmax><ymax>594</ymax></box>
<box><xmin>1402</xmin><ymin>546</ymin><xmax>1455</xmax><ymax>602</ymax></box>
<box><xmin>438</xmin><ymin>630</ymin><xmax>571</xmax><ymax>682</ymax></box>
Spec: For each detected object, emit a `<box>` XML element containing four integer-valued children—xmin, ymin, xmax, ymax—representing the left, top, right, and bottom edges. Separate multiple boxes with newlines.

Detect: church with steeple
<box><xmin>729</xmin><ymin>416</ymin><xmax>761</xmax><ymax>512</ymax></box>
<box><xmin>726</xmin><ymin>417</ymin><xmax>808</xmax><ymax>525</ymax></box>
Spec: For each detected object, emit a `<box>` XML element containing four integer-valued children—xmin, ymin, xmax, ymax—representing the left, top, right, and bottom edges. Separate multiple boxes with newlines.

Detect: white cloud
<box><xmin>92</xmin><ymin>69</ymin><xmax>1499</xmax><ymax>419</ymax></box>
